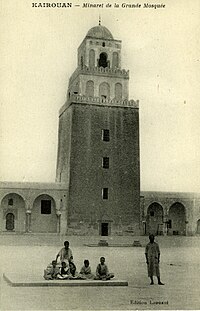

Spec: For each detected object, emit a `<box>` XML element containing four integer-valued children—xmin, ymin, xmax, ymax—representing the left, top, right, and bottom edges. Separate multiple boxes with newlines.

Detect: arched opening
<box><xmin>98</xmin><ymin>52</ymin><xmax>108</xmax><ymax>68</ymax></box>
<box><xmin>6</xmin><ymin>213</ymin><xmax>15</xmax><ymax>231</ymax></box>
<box><xmin>89</xmin><ymin>49</ymin><xmax>95</xmax><ymax>68</ymax></box>
<box><xmin>1</xmin><ymin>193</ymin><xmax>26</xmax><ymax>232</ymax></box>
<box><xmin>115</xmin><ymin>83</ymin><xmax>122</xmax><ymax>100</ymax></box>
<box><xmin>99</xmin><ymin>82</ymin><xmax>110</xmax><ymax>99</ymax></box>
<box><xmin>31</xmin><ymin>194</ymin><xmax>57</xmax><ymax>233</ymax></box>
<box><xmin>168</xmin><ymin>202</ymin><xmax>186</xmax><ymax>235</ymax></box>
<box><xmin>146</xmin><ymin>203</ymin><xmax>164</xmax><ymax>235</ymax></box>
<box><xmin>112</xmin><ymin>52</ymin><xmax>119</xmax><ymax>68</ymax></box>
<box><xmin>197</xmin><ymin>219</ymin><xmax>200</xmax><ymax>234</ymax></box>
<box><xmin>86</xmin><ymin>80</ymin><xmax>94</xmax><ymax>97</ymax></box>
<box><xmin>8</xmin><ymin>198</ymin><xmax>13</xmax><ymax>206</ymax></box>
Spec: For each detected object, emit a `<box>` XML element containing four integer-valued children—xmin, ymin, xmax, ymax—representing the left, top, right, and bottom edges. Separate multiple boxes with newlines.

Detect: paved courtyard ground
<box><xmin>0</xmin><ymin>234</ymin><xmax>199</xmax><ymax>310</ymax></box>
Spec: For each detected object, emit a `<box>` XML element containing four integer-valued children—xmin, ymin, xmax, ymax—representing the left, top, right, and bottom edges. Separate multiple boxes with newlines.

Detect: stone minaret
<box><xmin>56</xmin><ymin>24</ymin><xmax>140</xmax><ymax>236</ymax></box>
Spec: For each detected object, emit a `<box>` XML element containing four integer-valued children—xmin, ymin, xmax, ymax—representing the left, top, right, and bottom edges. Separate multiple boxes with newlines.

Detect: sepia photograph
<box><xmin>0</xmin><ymin>0</ymin><xmax>200</xmax><ymax>310</ymax></box>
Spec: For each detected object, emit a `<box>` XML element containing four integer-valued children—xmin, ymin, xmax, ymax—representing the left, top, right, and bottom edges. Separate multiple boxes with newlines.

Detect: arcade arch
<box><xmin>0</xmin><ymin>193</ymin><xmax>26</xmax><ymax>232</ymax></box>
<box><xmin>31</xmin><ymin>194</ymin><xmax>57</xmax><ymax>233</ymax></box>
<box><xmin>168</xmin><ymin>202</ymin><xmax>186</xmax><ymax>235</ymax></box>
<box><xmin>146</xmin><ymin>202</ymin><xmax>164</xmax><ymax>235</ymax></box>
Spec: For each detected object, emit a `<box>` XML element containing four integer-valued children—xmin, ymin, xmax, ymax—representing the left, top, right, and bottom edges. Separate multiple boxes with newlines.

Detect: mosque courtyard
<box><xmin>0</xmin><ymin>235</ymin><xmax>199</xmax><ymax>310</ymax></box>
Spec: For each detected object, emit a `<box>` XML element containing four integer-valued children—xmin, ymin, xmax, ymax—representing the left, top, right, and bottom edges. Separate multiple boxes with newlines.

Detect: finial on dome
<box><xmin>99</xmin><ymin>15</ymin><xmax>101</xmax><ymax>26</ymax></box>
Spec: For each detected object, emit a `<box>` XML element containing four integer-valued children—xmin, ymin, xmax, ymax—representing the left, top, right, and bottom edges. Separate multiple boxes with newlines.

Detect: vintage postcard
<box><xmin>0</xmin><ymin>0</ymin><xmax>199</xmax><ymax>310</ymax></box>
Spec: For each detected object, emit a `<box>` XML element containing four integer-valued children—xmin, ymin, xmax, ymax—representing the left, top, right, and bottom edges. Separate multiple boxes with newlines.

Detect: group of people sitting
<box><xmin>44</xmin><ymin>240</ymin><xmax>114</xmax><ymax>281</ymax></box>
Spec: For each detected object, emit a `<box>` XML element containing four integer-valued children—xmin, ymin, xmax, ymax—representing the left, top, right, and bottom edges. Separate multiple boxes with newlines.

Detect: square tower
<box><xmin>56</xmin><ymin>24</ymin><xmax>140</xmax><ymax>236</ymax></box>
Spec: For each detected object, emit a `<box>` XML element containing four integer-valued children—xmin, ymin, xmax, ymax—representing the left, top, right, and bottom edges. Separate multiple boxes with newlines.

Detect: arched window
<box><xmin>89</xmin><ymin>49</ymin><xmax>95</xmax><ymax>68</ymax></box>
<box><xmin>112</xmin><ymin>52</ymin><xmax>119</xmax><ymax>68</ymax></box>
<box><xmin>99</xmin><ymin>82</ymin><xmax>110</xmax><ymax>99</ymax></box>
<box><xmin>98</xmin><ymin>53</ymin><xmax>108</xmax><ymax>68</ymax></box>
<box><xmin>86</xmin><ymin>80</ymin><xmax>94</xmax><ymax>97</ymax></box>
<box><xmin>115</xmin><ymin>83</ymin><xmax>122</xmax><ymax>100</ymax></box>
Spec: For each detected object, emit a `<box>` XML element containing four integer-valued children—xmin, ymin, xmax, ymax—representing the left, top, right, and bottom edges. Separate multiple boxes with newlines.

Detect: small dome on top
<box><xmin>86</xmin><ymin>25</ymin><xmax>114</xmax><ymax>40</ymax></box>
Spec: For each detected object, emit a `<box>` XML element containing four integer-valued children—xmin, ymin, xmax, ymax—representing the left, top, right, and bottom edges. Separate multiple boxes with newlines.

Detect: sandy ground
<box><xmin>0</xmin><ymin>235</ymin><xmax>200</xmax><ymax>310</ymax></box>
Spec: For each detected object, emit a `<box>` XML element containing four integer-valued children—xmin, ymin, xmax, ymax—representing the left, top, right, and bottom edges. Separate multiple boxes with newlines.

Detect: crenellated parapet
<box><xmin>69</xmin><ymin>66</ymin><xmax>129</xmax><ymax>86</ymax></box>
<box><xmin>59</xmin><ymin>94</ymin><xmax>139</xmax><ymax>116</ymax></box>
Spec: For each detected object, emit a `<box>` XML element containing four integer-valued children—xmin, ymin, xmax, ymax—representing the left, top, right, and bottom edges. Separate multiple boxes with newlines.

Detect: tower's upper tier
<box><xmin>86</xmin><ymin>25</ymin><xmax>114</xmax><ymax>40</ymax></box>
<box><xmin>64</xmin><ymin>23</ymin><xmax>140</xmax><ymax>107</ymax></box>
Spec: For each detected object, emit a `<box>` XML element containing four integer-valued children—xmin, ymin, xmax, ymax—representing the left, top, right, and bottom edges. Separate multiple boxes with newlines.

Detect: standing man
<box><xmin>145</xmin><ymin>234</ymin><xmax>164</xmax><ymax>285</ymax></box>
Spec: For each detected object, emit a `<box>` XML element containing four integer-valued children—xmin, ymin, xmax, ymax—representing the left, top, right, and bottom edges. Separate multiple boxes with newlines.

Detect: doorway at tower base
<box><xmin>98</xmin><ymin>219</ymin><xmax>113</xmax><ymax>236</ymax></box>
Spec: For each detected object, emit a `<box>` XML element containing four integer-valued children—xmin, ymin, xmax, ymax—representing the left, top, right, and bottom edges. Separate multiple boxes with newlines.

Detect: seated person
<box><xmin>57</xmin><ymin>261</ymin><xmax>79</xmax><ymax>280</ymax></box>
<box><xmin>79</xmin><ymin>259</ymin><xmax>95</xmax><ymax>279</ymax></box>
<box><xmin>95</xmin><ymin>257</ymin><xmax>114</xmax><ymax>281</ymax></box>
<box><xmin>69</xmin><ymin>261</ymin><xmax>76</xmax><ymax>277</ymax></box>
<box><xmin>44</xmin><ymin>260</ymin><xmax>60</xmax><ymax>280</ymax></box>
<box><xmin>57</xmin><ymin>261</ymin><xmax>71</xmax><ymax>279</ymax></box>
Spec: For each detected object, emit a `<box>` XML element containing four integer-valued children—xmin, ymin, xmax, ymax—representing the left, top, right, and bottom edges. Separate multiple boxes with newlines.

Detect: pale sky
<box><xmin>0</xmin><ymin>0</ymin><xmax>200</xmax><ymax>192</ymax></box>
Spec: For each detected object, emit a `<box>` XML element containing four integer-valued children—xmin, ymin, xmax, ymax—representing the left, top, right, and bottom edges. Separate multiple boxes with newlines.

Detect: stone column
<box><xmin>185</xmin><ymin>199</ymin><xmax>192</xmax><ymax>236</ymax></box>
<box><xmin>60</xmin><ymin>195</ymin><xmax>68</xmax><ymax>235</ymax></box>
<box><xmin>118</xmin><ymin>216</ymin><xmax>123</xmax><ymax>235</ymax></box>
<box><xmin>142</xmin><ymin>221</ymin><xmax>146</xmax><ymax>235</ymax></box>
<box><xmin>56</xmin><ymin>211</ymin><xmax>61</xmax><ymax>234</ymax></box>
<box><xmin>140</xmin><ymin>196</ymin><xmax>145</xmax><ymax>235</ymax></box>
<box><xmin>25</xmin><ymin>210</ymin><xmax>31</xmax><ymax>233</ymax></box>
<box><xmin>163</xmin><ymin>214</ymin><xmax>168</xmax><ymax>236</ymax></box>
